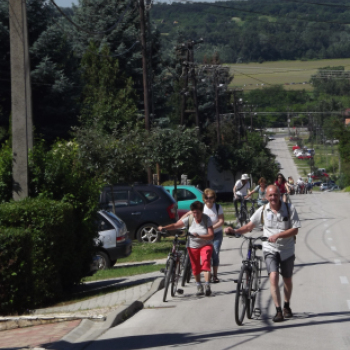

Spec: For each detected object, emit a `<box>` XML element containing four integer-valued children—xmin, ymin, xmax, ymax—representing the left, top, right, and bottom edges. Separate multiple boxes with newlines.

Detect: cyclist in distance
<box><xmin>158</xmin><ymin>201</ymin><xmax>214</xmax><ymax>296</ymax></box>
<box><xmin>285</xmin><ymin>176</ymin><xmax>296</xmax><ymax>195</ymax></box>
<box><xmin>275</xmin><ymin>173</ymin><xmax>288</xmax><ymax>202</ymax></box>
<box><xmin>246</xmin><ymin>177</ymin><xmax>268</xmax><ymax>207</ymax></box>
<box><xmin>225</xmin><ymin>185</ymin><xmax>301</xmax><ymax>322</ymax></box>
<box><xmin>296</xmin><ymin>177</ymin><xmax>305</xmax><ymax>194</ymax></box>
<box><xmin>233</xmin><ymin>174</ymin><xmax>251</xmax><ymax>219</ymax></box>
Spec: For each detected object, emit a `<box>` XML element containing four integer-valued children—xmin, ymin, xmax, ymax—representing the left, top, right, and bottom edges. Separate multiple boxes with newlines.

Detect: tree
<box><xmin>80</xmin><ymin>42</ymin><xmax>138</xmax><ymax>132</ymax></box>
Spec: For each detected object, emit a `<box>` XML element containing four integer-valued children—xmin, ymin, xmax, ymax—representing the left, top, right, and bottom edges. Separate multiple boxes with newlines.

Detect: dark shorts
<box><xmin>264</xmin><ymin>252</ymin><xmax>295</xmax><ymax>278</ymax></box>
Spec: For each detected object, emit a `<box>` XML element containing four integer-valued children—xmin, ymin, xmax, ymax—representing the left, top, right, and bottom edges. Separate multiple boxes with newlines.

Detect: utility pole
<box><xmin>214</xmin><ymin>69</ymin><xmax>221</xmax><ymax>145</ymax></box>
<box><xmin>139</xmin><ymin>0</ymin><xmax>150</xmax><ymax>132</ymax></box>
<box><xmin>139</xmin><ymin>0</ymin><xmax>152</xmax><ymax>183</ymax></box>
<box><xmin>177</xmin><ymin>39</ymin><xmax>202</xmax><ymax>129</ymax></box>
<box><xmin>9</xmin><ymin>0</ymin><xmax>33</xmax><ymax>200</ymax></box>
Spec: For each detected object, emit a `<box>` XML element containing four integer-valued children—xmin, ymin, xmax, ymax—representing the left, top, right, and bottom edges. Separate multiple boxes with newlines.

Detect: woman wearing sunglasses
<box><xmin>203</xmin><ymin>188</ymin><xmax>225</xmax><ymax>283</ymax></box>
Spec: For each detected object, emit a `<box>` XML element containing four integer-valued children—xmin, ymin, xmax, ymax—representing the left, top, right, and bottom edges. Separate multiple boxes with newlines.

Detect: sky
<box><xmin>55</xmin><ymin>0</ymin><xmax>78</xmax><ymax>6</ymax></box>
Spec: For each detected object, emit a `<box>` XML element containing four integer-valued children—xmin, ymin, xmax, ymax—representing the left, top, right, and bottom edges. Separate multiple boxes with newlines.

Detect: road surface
<box><xmin>84</xmin><ymin>138</ymin><xmax>350</xmax><ymax>350</ymax></box>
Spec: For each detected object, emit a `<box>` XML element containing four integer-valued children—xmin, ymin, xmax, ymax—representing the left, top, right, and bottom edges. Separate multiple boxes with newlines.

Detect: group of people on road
<box><xmin>160</xmin><ymin>173</ymin><xmax>301</xmax><ymax>323</ymax></box>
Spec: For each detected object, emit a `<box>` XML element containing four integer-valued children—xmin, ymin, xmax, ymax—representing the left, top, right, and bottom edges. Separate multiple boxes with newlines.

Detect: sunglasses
<box><xmin>205</xmin><ymin>196</ymin><xmax>215</xmax><ymax>200</ymax></box>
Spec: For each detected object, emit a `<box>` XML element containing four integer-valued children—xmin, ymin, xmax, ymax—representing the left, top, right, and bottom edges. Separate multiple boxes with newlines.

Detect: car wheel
<box><xmin>137</xmin><ymin>223</ymin><xmax>161</xmax><ymax>243</ymax></box>
<box><xmin>95</xmin><ymin>251</ymin><xmax>111</xmax><ymax>270</ymax></box>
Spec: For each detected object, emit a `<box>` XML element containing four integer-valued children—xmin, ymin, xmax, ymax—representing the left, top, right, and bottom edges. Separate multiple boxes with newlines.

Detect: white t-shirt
<box><xmin>203</xmin><ymin>204</ymin><xmax>224</xmax><ymax>234</ymax></box>
<box><xmin>234</xmin><ymin>180</ymin><xmax>250</xmax><ymax>196</ymax></box>
<box><xmin>181</xmin><ymin>214</ymin><xmax>213</xmax><ymax>249</ymax></box>
<box><xmin>250</xmin><ymin>202</ymin><xmax>301</xmax><ymax>260</ymax></box>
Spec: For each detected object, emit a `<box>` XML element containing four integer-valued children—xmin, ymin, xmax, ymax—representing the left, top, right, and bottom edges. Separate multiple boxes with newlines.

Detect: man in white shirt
<box><xmin>233</xmin><ymin>174</ymin><xmax>251</xmax><ymax>218</ymax></box>
<box><xmin>225</xmin><ymin>185</ymin><xmax>301</xmax><ymax>322</ymax></box>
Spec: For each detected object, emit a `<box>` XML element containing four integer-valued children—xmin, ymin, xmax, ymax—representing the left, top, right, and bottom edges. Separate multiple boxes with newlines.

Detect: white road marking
<box><xmin>331</xmin><ymin>246</ymin><xmax>337</xmax><ymax>251</ymax></box>
<box><xmin>340</xmin><ymin>276</ymin><xmax>349</xmax><ymax>284</ymax></box>
<box><xmin>347</xmin><ymin>301</ymin><xmax>350</xmax><ymax>310</ymax></box>
<box><xmin>324</xmin><ymin>224</ymin><xmax>328</xmax><ymax>227</ymax></box>
<box><xmin>328</xmin><ymin>238</ymin><xmax>333</xmax><ymax>241</ymax></box>
<box><xmin>334</xmin><ymin>259</ymin><xmax>341</xmax><ymax>265</ymax></box>
<box><xmin>326</xmin><ymin>230</ymin><xmax>331</xmax><ymax>234</ymax></box>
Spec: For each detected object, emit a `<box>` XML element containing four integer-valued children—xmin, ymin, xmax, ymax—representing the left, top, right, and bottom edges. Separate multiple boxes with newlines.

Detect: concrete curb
<box><xmin>53</xmin><ymin>277</ymin><xmax>164</xmax><ymax>350</ymax></box>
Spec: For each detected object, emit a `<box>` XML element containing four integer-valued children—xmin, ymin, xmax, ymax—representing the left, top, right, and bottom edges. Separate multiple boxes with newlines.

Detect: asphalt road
<box><xmin>85</xmin><ymin>137</ymin><xmax>350</xmax><ymax>350</ymax></box>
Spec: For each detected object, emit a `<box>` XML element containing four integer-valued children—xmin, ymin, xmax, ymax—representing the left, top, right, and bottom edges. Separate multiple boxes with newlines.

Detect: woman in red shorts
<box><xmin>275</xmin><ymin>173</ymin><xmax>288</xmax><ymax>202</ymax></box>
<box><xmin>158</xmin><ymin>201</ymin><xmax>214</xmax><ymax>297</ymax></box>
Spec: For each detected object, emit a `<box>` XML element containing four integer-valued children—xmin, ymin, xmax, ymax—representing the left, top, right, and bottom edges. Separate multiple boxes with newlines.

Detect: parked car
<box><xmin>91</xmin><ymin>210</ymin><xmax>132</xmax><ymax>271</ymax></box>
<box><xmin>99</xmin><ymin>184</ymin><xmax>178</xmax><ymax>243</ymax></box>
<box><xmin>327</xmin><ymin>185</ymin><xmax>341</xmax><ymax>192</ymax></box>
<box><xmin>292</xmin><ymin>145</ymin><xmax>300</xmax><ymax>151</ymax></box>
<box><xmin>325</xmin><ymin>139</ymin><xmax>339</xmax><ymax>145</ymax></box>
<box><xmin>320</xmin><ymin>181</ymin><xmax>335</xmax><ymax>191</ymax></box>
<box><xmin>313</xmin><ymin>181</ymin><xmax>322</xmax><ymax>187</ymax></box>
<box><xmin>297</xmin><ymin>154</ymin><xmax>312</xmax><ymax>159</ymax></box>
<box><xmin>163</xmin><ymin>185</ymin><xmax>204</xmax><ymax>218</ymax></box>
<box><xmin>308</xmin><ymin>172</ymin><xmax>329</xmax><ymax>179</ymax></box>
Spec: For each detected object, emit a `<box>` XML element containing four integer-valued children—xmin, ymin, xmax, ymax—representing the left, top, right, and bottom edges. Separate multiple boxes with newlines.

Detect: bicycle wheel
<box><xmin>171</xmin><ymin>259</ymin><xmax>181</xmax><ymax>297</ymax></box>
<box><xmin>181</xmin><ymin>253</ymin><xmax>191</xmax><ymax>287</ymax></box>
<box><xmin>243</xmin><ymin>208</ymin><xmax>250</xmax><ymax>225</ymax></box>
<box><xmin>163</xmin><ymin>258</ymin><xmax>174</xmax><ymax>302</ymax></box>
<box><xmin>247</xmin><ymin>263</ymin><xmax>259</xmax><ymax>319</ymax></box>
<box><xmin>235</xmin><ymin>266</ymin><xmax>250</xmax><ymax>326</ymax></box>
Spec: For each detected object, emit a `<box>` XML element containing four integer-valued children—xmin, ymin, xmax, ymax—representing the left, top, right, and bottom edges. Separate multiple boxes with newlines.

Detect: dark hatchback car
<box><xmin>99</xmin><ymin>184</ymin><xmax>178</xmax><ymax>243</ymax></box>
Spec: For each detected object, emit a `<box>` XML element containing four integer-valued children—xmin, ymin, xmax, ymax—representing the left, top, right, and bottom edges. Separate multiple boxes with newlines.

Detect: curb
<box><xmin>53</xmin><ymin>277</ymin><xmax>164</xmax><ymax>350</ymax></box>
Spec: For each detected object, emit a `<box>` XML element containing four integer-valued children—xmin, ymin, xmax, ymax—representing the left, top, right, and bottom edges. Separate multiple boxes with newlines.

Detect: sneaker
<box><xmin>273</xmin><ymin>311</ymin><xmax>284</xmax><ymax>322</ymax></box>
<box><xmin>283</xmin><ymin>307</ymin><xmax>293</xmax><ymax>318</ymax></box>
<box><xmin>205</xmin><ymin>284</ymin><xmax>212</xmax><ymax>296</ymax></box>
<box><xmin>196</xmin><ymin>284</ymin><xmax>204</xmax><ymax>296</ymax></box>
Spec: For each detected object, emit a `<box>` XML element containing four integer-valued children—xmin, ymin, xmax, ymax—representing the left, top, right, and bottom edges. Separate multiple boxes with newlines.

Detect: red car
<box><xmin>292</xmin><ymin>145</ymin><xmax>300</xmax><ymax>151</ymax></box>
<box><xmin>311</xmin><ymin>173</ymin><xmax>329</xmax><ymax>179</ymax></box>
<box><xmin>297</xmin><ymin>154</ymin><xmax>312</xmax><ymax>159</ymax></box>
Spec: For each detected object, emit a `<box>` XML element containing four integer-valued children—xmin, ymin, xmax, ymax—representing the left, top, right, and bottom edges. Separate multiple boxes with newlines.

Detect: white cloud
<box><xmin>54</xmin><ymin>0</ymin><xmax>78</xmax><ymax>7</ymax></box>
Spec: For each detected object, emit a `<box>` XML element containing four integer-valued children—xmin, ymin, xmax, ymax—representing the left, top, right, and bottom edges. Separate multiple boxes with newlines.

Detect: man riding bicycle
<box><xmin>233</xmin><ymin>174</ymin><xmax>251</xmax><ymax>219</ymax></box>
<box><xmin>225</xmin><ymin>185</ymin><xmax>301</xmax><ymax>322</ymax></box>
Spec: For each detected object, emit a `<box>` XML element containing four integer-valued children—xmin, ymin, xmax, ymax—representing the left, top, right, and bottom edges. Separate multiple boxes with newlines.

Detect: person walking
<box><xmin>285</xmin><ymin>177</ymin><xmax>296</xmax><ymax>195</ymax></box>
<box><xmin>307</xmin><ymin>176</ymin><xmax>313</xmax><ymax>194</ymax></box>
<box><xmin>233</xmin><ymin>174</ymin><xmax>251</xmax><ymax>218</ymax></box>
<box><xmin>158</xmin><ymin>201</ymin><xmax>214</xmax><ymax>296</ymax></box>
<box><xmin>202</xmin><ymin>189</ymin><xmax>224</xmax><ymax>283</ymax></box>
<box><xmin>246</xmin><ymin>177</ymin><xmax>268</xmax><ymax>207</ymax></box>
<box><xmin>275</xmin><ymin>173</ymin><xmax>287</xmax><ymax>202</ymax></box>
<box><xmin>224</xmin><ymin>185</ymin><xmax>301</xmax><ymax>322</ymax></box>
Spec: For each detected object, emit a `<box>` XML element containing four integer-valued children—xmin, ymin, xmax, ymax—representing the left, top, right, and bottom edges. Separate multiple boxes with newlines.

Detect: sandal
<box><xmin>213</xmin><ymin>276</ymin><xmax>220</xmax><ymax>283</ymax></box>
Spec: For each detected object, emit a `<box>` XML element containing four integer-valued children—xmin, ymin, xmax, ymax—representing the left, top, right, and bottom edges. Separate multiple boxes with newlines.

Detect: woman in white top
<box><xmin>203</xmin><ymin>188</ymin><xmax>225</xmax><ymax>283</ymax></box>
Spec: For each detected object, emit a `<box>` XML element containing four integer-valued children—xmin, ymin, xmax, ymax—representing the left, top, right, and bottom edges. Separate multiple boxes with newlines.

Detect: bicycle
<box><xmin>236</xmin><ymin>197</ymin><xmax>251</xmax><ymax>227</ymax></box>
<box><xmin>160</xmin><ymin>230</ymin><xmax>187</xmax><ymax>302</ymax></box>
<box><xmin>181</xmin><ymin>247</ymin><xmax>192</xmax><ymax>287</ymax></box>
<box><xmin>234</xmin><ymin>234</ymin><xmax>268</xmax><ymax>326</ymax></box>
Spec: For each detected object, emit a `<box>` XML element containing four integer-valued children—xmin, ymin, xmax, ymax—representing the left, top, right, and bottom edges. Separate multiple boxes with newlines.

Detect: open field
<box><xmin>227</xmin><ymin>58</ymin><xmax>350</xmax><ymax>91</ymax></box>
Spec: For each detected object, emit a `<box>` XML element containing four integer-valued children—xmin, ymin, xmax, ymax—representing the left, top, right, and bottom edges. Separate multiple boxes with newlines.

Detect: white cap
<box><xmin>241</xmin><ymin>174</ymin><xmax>250</xmax><ymax>180</ymax></box>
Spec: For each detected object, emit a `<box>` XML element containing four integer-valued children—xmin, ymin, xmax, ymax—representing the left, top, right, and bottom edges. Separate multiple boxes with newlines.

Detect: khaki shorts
<box><xmin>264</xmin><ymin>252</ymin><xmax>295</xmax><ymax>278</ymax></box>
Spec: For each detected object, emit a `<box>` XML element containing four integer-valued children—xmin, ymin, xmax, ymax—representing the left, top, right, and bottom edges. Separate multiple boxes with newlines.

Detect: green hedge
<box><xmin>0</xmin><ymin>198</ymin><xmax>93</xmax><ymax>312</ymax></box>
<box><xmin>0</xmin><ymin>228</ymin><xmax>32</xmax><ymax>313</ymax></box>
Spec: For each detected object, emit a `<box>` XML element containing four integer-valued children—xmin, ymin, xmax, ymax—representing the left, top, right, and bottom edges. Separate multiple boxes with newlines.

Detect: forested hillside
<box><xmin>152</xmin><ymin>0</ymin><xmax>350</xmax><ymax>63</ymax></box>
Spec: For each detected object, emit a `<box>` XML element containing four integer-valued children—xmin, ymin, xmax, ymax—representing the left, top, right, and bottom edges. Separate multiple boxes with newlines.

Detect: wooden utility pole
<box><xmin>214</xmin><ymin>69</ymin><xmax>221</xmax><ymax>145</ymax></box>
<box><xmin>9</xmin><ymin>0</ymin><xmax>33</xmax><ymax>200</ymax></box>
<box><xmin>139</xmin><ymin>0</ymin><xmax>152</xmax><ymax>183</ymax></box>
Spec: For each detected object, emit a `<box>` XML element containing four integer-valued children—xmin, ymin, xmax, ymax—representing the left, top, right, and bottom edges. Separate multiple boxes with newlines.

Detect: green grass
<box><xmin>117</xmin><ymin>238</ymin><xmax>174</xmax><ymax>263</ymax></box>
<box><xmin>226</xmin><ymin>58</ymin><xmax>350</xmax><ymax>91</ymax></box>
<box><xmin>343</xmin><ymin>186</ymin><xmax>350</xmax><ymax>192</ymax></box>
<box><xmin>288</xmin><ymin>141</ymin><xmax>340</xmax><ymax>177</ymax></box>
<box><xmin>83</xmin><ymin>264</ymin><xmax>166</xmax><ymax>282</ymax></box>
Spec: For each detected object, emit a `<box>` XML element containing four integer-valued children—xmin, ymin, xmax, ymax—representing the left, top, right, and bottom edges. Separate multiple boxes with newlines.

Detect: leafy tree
<box><xmin>80</xmin><ymin>42</ymin><xmax>138</xmax><ymax>132</ymax></box>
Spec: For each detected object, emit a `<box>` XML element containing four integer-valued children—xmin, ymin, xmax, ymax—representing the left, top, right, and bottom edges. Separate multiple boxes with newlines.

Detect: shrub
<box><xmin>0</xmin><ymin>228</ymin><xmax>32</xmax><ymax>314</ymax></box>
<box><xmin>0</xmin><ymin>141</ymin><xmax>12</xmax><ymax>203</ymax></box>
<box><xmin>0</xmin><ymin>198</ymin><xmax>92</xmax><ymax>310</ymax></box>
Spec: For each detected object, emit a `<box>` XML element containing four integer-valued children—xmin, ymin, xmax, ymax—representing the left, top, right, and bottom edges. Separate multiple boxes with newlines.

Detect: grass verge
<box><xmin>83</xmin><ymin>264</ymin><xmax>166</xmax><ymax>282</ymax></box>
